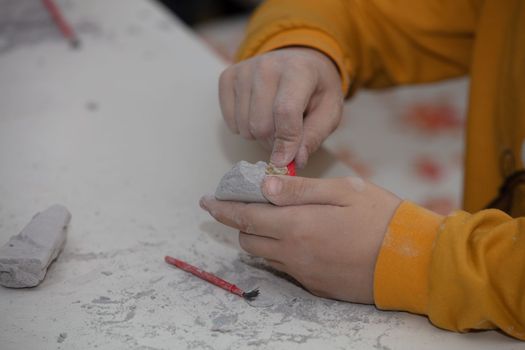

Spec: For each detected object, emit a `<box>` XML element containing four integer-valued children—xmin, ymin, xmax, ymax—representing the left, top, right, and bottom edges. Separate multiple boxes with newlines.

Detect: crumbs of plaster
<box><xmin>399</xmin><ymin>243</ymin><xmax>419</xmax><ymax>258</ymax></box>
<box><xmin>381</xmin><ymin>230</ymin><xmax>419</xmax><ymax>258</ymax></box>
<box><xmin>265</xmin><ymin>163</ymin><xmax>289</xmax><ymax>175</ymax></box>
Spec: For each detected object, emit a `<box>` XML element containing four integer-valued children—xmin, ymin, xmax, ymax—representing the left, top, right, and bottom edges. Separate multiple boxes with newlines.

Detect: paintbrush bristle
<box><xmin>243</xmin><ymin>288</ymin><xmax>260</xmax><ymax>300</ymax></box>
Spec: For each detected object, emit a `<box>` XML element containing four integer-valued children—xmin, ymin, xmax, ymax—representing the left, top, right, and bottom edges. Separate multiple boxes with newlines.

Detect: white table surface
<box><xmin>0</xmin><ymin>0</ymin><xmax>521</xmax><ymax>349</ymax></box>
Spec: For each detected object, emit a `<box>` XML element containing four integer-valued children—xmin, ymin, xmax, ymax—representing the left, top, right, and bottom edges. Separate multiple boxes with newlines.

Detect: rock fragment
<box><xmin>215</xmin><ymin>161</ymin><xmax>269</xmax><ymax>203</ymax></box>
<box><xmin>0</xmin><ymin>204</ymin><xmax>71</xmax><ymax>288</ymax></box>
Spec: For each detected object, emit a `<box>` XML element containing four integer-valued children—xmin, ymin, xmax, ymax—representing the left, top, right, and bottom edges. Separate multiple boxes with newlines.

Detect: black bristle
<box><xmin>242</xmin><ymin>288</ymin><xmax>260</xmax><ymax>301</ymax></box>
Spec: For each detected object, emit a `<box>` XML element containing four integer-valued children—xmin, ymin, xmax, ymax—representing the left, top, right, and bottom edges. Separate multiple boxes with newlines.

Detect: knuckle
<box><xmin>248</xmin><ymin>119</ymin><xmax>269</xmax><ymax>139</ymax></box>
<box><xmin>247</xmin><ymin>118</ymin><xmax>259</xmax><ymax>136</ymax></box>
<box><xmin>273</xmin><ymin>101</ymin><xmax>300</xmax><ymax>120</ymax></box>
<box><xmin>238</xmin><ymin>233</ymin><xmax>251</xmax><ymax>252</ymax></box>
<box><xmin>255</xmin><ymin>55</ymin><xmax>275</xmax><ymax>72</ymax></box>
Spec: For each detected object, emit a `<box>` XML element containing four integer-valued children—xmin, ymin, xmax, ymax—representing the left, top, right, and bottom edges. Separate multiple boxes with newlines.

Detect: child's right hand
<box><xmin>218</xmin><ymin>47</ymin><xmax>344</xmax><ymax>169</ymax></box>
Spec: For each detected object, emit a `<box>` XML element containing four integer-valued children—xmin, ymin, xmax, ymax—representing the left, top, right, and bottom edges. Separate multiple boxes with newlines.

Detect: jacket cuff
<box><xmin>236</xmin><ymin>28</ymin><xmax>352</xmax><ymax>96</ymax></box>
<box><xmin>374</xmin><ymin>201</ymin><xmax>444</xmax><ymax>315</ymax></box>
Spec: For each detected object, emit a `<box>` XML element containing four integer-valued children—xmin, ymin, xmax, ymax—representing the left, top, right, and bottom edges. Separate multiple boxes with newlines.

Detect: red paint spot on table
<box><xmin>414</xmin><ymin>156</ymin><xmax>444</xmax><ymax>182</ymax></box>
<box><xmin>403</xmin><ymin>103</ymin><xmax>463</xmax><ymax>134</ymax></box>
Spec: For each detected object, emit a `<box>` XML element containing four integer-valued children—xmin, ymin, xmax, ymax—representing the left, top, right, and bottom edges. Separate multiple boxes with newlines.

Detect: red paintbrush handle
<box><xmin>165</xmin><ymin>256</ymin><xmax>244</xmax><ymax>297</ymax></box>
<box><xmin>42</xmin><ymin>0</ymin><xmax>78</xmax><ymax>45</ymax></box>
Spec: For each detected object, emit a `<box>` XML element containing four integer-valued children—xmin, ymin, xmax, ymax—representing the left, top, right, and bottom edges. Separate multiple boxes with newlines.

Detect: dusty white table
<box><xmin>0</xmin><ymin>0</ymin><xmax>521</xmax><ymax>349</ymax></box>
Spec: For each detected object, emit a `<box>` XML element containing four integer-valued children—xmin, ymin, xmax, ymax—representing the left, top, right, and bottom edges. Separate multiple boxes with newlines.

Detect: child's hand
<box><xmin>218</xmin><ymin>48</ymin><xmax>344</xmax><ymax>169</ymax></box>
<box><xmin>200</xmin><ymin>176</ymin><xmax>401</xmax><ymax>304</ymax></box>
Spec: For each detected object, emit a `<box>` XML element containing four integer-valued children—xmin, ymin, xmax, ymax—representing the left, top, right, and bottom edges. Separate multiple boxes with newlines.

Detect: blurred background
<box><xmin>157</xmin><ymin>0</ymin><xmax>259</xmax><ymax>26</ymax></box>
<box><xmin>157</xmin><ymin>0</ymin><xmax>259</xmax><ymax>61</ymax></box>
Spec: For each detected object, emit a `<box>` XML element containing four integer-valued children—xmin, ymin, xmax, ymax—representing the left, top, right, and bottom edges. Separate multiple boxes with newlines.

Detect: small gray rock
<box><xmin>0</xmin><ymin>204</ymin><xmax>71</xmax><ymax>288</ymax></box>
<box><xmin>215</xmin><ymin>161</ymin><xmax>269</xmax><ymax>203</ymax></box>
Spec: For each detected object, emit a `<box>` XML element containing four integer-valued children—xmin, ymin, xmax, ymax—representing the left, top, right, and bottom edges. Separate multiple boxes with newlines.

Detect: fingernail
<box><xmin>199</xmin><ymin>195</ymin><xmax>213</xmax><ymax>211</ymax></box>
<box><xmin>265</xmin><ymin>176</ymin><xmax>282</xmax><ymax>196</ymax></box>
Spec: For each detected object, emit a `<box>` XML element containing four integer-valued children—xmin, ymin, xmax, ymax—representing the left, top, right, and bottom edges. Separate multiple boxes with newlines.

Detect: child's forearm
<box><xmin>375</xmin><ymin>201</ymin><xmax>525</xmax><ymax>340</ymax></box>
<box><xmin>237</xmin><ymin>0</ymin><xmax>476</xmax><ymax>96</ymax></box>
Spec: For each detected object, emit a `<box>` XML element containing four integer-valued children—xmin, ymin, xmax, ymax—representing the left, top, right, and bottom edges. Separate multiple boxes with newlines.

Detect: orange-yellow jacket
<box><xmin>236</xmin><ymin>0</ymin><xmax>525</xmax><ymax>340</ymax></box>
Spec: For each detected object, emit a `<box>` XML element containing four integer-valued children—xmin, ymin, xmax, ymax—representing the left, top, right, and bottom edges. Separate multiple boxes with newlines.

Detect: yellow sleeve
<box><xmin>237</xmin><ymin>0</ymin><xmax>478</xmax><ymax>96</ymax></box>
<box><xmin>375</xmin><ymin>201</ymin><xmax>525</xmax><ymax>340</ymax></box>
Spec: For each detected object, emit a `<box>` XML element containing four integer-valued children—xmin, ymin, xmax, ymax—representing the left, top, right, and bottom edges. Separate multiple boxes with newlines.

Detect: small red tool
<box><xmin>164</xmin><ymin>256</ymin><xmax>259</xmax><ymax>300</ymax></box>
<box><xmin>42</xmin><ymin>0</ymin><xmax>80</xmax><ymax>48</ymax></box>
<box><xmin>287</xmin><ymin>161</ymin><xmax>296</xmax><ymax>176</ymax></box>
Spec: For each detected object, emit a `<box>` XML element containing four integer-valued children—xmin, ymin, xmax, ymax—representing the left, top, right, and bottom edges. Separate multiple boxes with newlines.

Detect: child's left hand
<box><xmin>199</xmin><ymin>175</ymin><xmax>402</xmax><ymax>304</ymax></box>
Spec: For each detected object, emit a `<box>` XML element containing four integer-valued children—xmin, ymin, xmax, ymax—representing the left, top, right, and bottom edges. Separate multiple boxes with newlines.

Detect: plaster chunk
<box><xmin>0</xmin><ymin>204</ymin><xmax>71</xmax><ymax>288</ymax></box>
<box><xmin>215</xmin><ymin>161</ymin><xmax>269</xmax><ymax>203</ymax></box>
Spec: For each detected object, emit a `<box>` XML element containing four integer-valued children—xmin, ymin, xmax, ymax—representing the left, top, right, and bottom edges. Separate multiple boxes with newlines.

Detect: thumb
<box><xmin>261</xmin><ymin>175</ymin><xmax>356</xmax><ymax>207</ymax></box>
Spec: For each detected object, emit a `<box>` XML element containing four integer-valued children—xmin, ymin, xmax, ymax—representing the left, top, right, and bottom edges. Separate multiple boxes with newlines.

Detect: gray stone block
<box><xmin>0</xmin><ymin>204</ymin><xmax>71</xmax><ymax>288</ymax></box>
<box><xmin>215</xmin><ymin>161</ymin><xmax>269</xmax><ymax>203</ymax></box>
